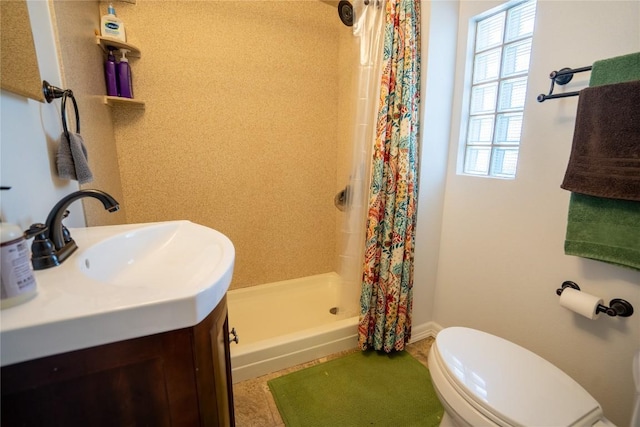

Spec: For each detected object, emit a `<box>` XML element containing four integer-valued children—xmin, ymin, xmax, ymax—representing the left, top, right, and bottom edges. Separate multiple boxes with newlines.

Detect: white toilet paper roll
<box><xmin>559</xmin><ymin>288</ymin><xmax>603</xmax><ymax>319</ymax></box>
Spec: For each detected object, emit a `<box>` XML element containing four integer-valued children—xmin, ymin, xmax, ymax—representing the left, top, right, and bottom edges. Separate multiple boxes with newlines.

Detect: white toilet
<box><xmin>428</xmin><ymin>327</ymin><xmax>621</xmax><ymax>427</ymax></box>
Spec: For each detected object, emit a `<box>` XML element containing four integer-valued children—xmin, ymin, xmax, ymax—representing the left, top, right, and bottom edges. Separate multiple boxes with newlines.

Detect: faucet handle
<box><xmin>25</xmin><ymin>223</ymin><xmax>60</xmax><ymax>270</ymax></box>
<box><xmin>24</xmin><ymin>223</ymin><xmax>48</xmax><ymax>240</ymax></box>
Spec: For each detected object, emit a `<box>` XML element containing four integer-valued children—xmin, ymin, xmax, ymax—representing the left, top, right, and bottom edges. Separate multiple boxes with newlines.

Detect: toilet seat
<box><xmin>429</xmin><ymin>327</ymin><xmax>606</xmax><ymax>426</ymax></box>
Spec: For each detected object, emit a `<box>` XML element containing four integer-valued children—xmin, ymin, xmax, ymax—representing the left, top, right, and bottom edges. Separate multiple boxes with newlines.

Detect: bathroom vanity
<box><xmin>0</xmin><ymin>220</ymin><xmax>236</xmax><ymax>426</ymax></box>
<box><xmin>1</xmin><ymin>296</ymin><xmax>234</xmax><ymax>426</ymax></box>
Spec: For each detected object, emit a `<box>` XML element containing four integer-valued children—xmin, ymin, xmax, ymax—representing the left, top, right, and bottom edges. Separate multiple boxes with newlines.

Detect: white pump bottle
<box><xmin>101</xmin><ymin>3</ymin><xmax>126</xmax><ymax>42</ymax></box>
<box><xmin>0</xmin><ymin>188</ymin><xmax>38</xmax><ymax>309</ymax></box>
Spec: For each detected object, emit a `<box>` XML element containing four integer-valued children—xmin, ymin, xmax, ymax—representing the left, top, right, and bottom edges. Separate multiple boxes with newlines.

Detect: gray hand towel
<box><xmin>56</xmin><ymin>132</ymin><xmax>94</xmax><ymax>184</ymax></box>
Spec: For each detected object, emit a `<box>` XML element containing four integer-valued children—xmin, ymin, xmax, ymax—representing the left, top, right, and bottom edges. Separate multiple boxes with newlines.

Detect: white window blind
<box><xmin>462</xmin><ymin>0</ymin><xmax>537</xmax><ymax>178</ymax></box>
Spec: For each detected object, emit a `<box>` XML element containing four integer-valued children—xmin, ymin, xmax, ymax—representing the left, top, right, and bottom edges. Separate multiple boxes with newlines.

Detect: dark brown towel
<box><xmin>560</xmin><ymin>79</ymin><xmax>640</xmax><ymax>201</ymax></box>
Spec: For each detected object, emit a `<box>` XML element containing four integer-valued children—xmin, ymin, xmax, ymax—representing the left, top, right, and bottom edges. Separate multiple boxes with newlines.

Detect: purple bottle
<box><xmin>104</xmin><ymin>49</ymin><xmax>118</xmax><ymax>96</ymax></box>
<box><xmin>117</xmin><ymin>49</ymin><xmax>133</xmax><ymax>98</ymax></box>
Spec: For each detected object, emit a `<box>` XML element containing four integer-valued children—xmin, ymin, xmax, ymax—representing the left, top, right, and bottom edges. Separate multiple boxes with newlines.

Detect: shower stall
<box><xmin>227</xmin><ymin>0</ymin><xmax>386</xmax><ymax>382</ymax></box>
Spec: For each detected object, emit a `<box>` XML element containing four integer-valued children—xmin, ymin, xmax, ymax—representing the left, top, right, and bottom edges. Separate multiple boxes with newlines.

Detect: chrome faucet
<box><xmin>27</xmin><ymin>190</ymin><xmax>120</xmax><ymax>270</ymax></box>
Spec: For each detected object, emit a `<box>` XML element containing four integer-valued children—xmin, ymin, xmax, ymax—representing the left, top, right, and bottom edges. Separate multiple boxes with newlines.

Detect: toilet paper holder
<box><xmin>556</xmin><ymin>281</ymin><xmax>634</xmax><ymax>317</ymax></box>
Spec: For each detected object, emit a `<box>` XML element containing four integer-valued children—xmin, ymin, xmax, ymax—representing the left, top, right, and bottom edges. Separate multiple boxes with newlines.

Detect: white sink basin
<box><xmin>0</xmin><ymin>220</ymin><xmax>235</xmax><ymax>367</ymax></box>
<box><xmin>79</xmin><ymin>221</ymin><xmax>224</xmax><ymax>288</ymax></box>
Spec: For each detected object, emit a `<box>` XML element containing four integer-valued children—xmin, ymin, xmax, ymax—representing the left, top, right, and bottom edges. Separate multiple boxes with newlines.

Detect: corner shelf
<box><xmin>97</xmin><ymin>35</ymin><xmax>144</xmax><ymax>107</ymax></box>
<box><xmin>96</xmin><ymin>36</ymin><xmax>141</xmax><ymax>58</ymax></box>
<box><xmin>103</xmin><ymin>96</ymin><xmax>145</xmax><ymax>109</ymax></box>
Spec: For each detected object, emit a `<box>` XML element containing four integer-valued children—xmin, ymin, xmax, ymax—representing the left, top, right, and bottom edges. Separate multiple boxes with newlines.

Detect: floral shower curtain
<box><xmin>358</xmin><ymin>0</ymin><xmax>421</xmax><ymax>352</ymax></box>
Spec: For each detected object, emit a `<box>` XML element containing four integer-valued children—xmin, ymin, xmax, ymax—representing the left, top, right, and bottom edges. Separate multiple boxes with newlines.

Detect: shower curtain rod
<box><xmin>361</xmin><ymin>0</ymin><xmax>382</xmax><ymax>7</ymax></box>
<box><xmin>319</xmin><ymin>0</ymin><xmax>378</xmax><ymax>8</ymax></box>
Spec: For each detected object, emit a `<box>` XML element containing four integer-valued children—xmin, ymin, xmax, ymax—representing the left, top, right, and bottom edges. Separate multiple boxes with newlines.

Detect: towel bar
<box><xmin>537</xmin><ymin>66</ymin><xmax>592</xmax><ymax>102</ymax></box>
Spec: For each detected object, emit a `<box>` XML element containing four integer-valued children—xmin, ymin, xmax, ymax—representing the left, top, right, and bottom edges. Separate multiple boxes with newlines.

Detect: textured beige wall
<box><xmin>52</xmin><ymin>0</ymin><xmax>128</xmax><ymax>226</ymax></box>
<box><xmin>109</xmin><ymin>0</ymin><xmax>350</xmax><ymax>288</ymax></box>
<box><xmin>335</xmin><ymin>28</ymin><xmax>358</xmax><ymax>261</ymax></box>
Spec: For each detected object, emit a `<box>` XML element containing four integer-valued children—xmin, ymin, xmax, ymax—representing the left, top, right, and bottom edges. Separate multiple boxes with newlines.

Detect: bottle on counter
<box><xmin>0</xmin><ymin>188</ymin><xmax>37</xmax><ymax>309</ymax></box>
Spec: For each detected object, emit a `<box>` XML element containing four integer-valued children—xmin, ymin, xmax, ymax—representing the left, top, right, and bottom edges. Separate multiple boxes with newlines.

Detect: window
<box><xmin>461</xmin><ymin>0</ymin><xmax>537</xmax><ymax>178</ymax></box>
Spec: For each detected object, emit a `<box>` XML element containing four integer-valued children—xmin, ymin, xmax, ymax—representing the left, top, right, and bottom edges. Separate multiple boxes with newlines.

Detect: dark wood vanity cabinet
<box><xmin>1</xmin><ymin>296</ymin><xmax>235</xmax><ymax>426</ymax></box>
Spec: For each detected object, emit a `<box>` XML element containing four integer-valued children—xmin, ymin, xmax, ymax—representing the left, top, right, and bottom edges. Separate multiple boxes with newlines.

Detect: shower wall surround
<box><xmin>52</xmin><ymin>0</ymin><xmax>128</xmax><ymax>226</ymax></box>
<box><xmin>108</xmin><ymin>1</ymin><xmax>349</xmax><ymax>288</ymax></box>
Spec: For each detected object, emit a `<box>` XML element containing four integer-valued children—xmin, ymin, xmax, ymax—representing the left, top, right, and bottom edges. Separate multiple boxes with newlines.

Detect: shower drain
<box><xmin>329</xmin><ymin>307</ymin><xmax>339</xmax><ymax>315</ymax></box>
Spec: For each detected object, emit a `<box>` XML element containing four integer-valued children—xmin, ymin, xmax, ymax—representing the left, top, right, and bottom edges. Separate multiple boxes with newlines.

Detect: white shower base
<box><xmin>227</xmin><ymin>272</ymin><xmax>359</xmax><ymax>383</ymax></box>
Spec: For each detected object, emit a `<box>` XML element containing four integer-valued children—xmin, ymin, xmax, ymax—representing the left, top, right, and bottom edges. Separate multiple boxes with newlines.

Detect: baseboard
<box><xmin>410</xmin><ymin>321</ymin><xmax>443</xmax><ymax>343</ymax></box>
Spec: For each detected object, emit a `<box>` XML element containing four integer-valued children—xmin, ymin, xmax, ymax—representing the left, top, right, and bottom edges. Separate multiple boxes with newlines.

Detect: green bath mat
<box><xmin>268</xmin><ymin>351</ymin><xmax>443</xmax><ymax>427</ymax></box>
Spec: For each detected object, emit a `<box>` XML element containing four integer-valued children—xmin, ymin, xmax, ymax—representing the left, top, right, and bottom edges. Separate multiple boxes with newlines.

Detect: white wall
<box><xmin>0</xmin><ymin>1</ymin><xmax>83</xmax><ymax>229</ymax></box>
<box><xmin>412</xmin><ymin>0</ymin><xmax>459</xmax><ymax>329</ymax></box>
<box><xmin>432</xmin><ymin>1</ymin><xmax>640</xmax><ymax>425</ymax></box>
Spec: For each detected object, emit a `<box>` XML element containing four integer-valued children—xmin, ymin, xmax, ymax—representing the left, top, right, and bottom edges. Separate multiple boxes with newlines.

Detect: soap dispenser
<box><xmin>0</xmin><ymin>187</ymin><xmax>38</xmax><ymax>309</ymax></box>
<box><xmin>101</xmin><ymin>3</ymin><xmax>126</xmax><ymax>42</ymax></box>
<box><xmin>117</xmin><ymin>49</ymin><xmax>133</xmax><ymax>99</ymax></box>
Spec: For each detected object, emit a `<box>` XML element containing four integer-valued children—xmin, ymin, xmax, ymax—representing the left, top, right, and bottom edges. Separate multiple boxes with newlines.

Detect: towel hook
<box><xmin>42</xmin><ymin>80</ymin><xmax>65</xmax><ymax>103</ymax></box>
<box><xmin>43</xmin><ymin>80</ymin><xmax>80</xmax><ymax>139</ymax></box>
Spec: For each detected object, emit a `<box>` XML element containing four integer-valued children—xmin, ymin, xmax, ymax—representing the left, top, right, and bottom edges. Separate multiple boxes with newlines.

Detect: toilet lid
<box><xmin>436</xmin><ymin>327</ymin><xmax>602</xmax><ymax>426</ymax></box>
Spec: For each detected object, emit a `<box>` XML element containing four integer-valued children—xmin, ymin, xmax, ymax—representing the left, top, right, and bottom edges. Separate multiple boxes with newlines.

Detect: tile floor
<box><xmin>232</xmin><ymin>336</ymin><xmax>435</xmax><ymax>427</ymax></box>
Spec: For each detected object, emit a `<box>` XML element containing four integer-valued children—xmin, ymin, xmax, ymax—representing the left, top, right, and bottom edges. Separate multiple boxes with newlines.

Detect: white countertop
<box><xmin>0</xmin><ymin>221</ymin><xmax>235</xmax><ymax>367</ymax></box>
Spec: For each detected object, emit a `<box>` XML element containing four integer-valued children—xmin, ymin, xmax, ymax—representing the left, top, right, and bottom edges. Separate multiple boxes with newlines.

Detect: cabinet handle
<box><xmin>229</xmin><ymin>328</ymin><xmax>239</xmax><ymax>344</ymax></box>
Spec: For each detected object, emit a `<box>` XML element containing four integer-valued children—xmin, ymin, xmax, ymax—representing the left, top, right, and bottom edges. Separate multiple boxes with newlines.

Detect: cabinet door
<box><xmin>0</xmin><ymin>329</ymin><xmax>199</xmax><ymax>426</ymax></box>
<box><xmin>192</xmin><ymin>295</ymin><xmax>235</xmax><ymax>426</ymax></box>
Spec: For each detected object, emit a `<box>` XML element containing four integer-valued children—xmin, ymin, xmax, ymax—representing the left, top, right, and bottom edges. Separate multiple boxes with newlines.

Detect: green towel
<box><xmin>589</xmin><ymin>52</ymin><xmax>640</xmax><ymax>86</ymax></box>
<box><xmin>565</xmin><ymin>194</ymin><xmax>640</xmax><ymax>269</ymax></box>
<box><xmin>564</xmin><ymin>51</ymin><xmax>640</xmax><ymax>270</ymax></box>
